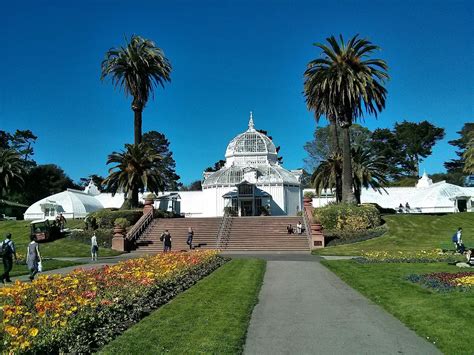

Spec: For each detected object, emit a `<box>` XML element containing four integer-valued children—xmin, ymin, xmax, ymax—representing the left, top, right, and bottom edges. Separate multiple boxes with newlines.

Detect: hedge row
<box><xmin>86</xmin><ymin>209</ymin><xmax>179</xmax><ymax>230</ymax></box>
<box><xmin>324</xmin><ymin>225</ymin><xmax>388</xmax><ymax>246</ymax></box>
<box><xmin>313</xmin><ymin>203</ymin><xmax>381</xmax><ymax>231</ymax></box>
<box><xmin>68</xmin><ymin>228</ymin><xmax>114</xmax><ymax>248</ymax></box>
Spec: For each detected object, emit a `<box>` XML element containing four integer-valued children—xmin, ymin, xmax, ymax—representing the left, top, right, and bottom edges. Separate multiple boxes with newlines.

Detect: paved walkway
<box><xmin>243</xmin><ymin>255</ymin><xmax>440</xmax><ymax>355</ymax></box>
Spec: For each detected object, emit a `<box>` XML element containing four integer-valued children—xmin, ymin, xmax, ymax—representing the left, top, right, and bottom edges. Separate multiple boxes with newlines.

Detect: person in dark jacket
<box><xmin>1</xmin><ymin>233</ymin><xmax>17</xmax><ymax>284</ymax></box>
<box><xmin>186</xmin><ymin>227</ymin><xmax>194</xmax><ymax>250</ymax></box>
<box><xmin>162</xmin><ymin>230</ymin><xmax>172</xmax><ymax>252</ymax></box>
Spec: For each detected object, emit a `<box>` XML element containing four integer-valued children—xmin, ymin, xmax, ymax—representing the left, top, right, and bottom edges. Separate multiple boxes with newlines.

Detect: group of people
<box><xmin>398</xmin><ymin>202</ymin><xmax>411</xmax><ymax>213</ymax></box>
<box><xmin>159</xmin><ymin>227</ymin><xmax>194</xmax><ymax>252</ymax></box>
<box><xmin>452</xmin><ymin>227</ymin><xmax>474</xmax><ymax>266</ymax></box>
<box><xmin>1</xmin><ymin>233</ymin><xmax>42</xmax><ymax>283</ymax></box>
<box><xmin>287</xmin><ymin>221</ymin><xmax>305</xmax><ymax>235</ymax></box>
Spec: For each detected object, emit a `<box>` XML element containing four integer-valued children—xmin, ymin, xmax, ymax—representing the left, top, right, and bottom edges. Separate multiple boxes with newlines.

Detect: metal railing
<box><xmin>125</xmin><ymin>209</ymin><xmax>154</xmax><ymax>244</ymax></box>
<box><xmin>301</xmin><ymin>207</ymin><xmax>313</xmax><ymax>249</ymax></box>
<box><xmin>216</xmin><ymin>212</ymin><xmax>232</xmax><ymax>250</ymax></box>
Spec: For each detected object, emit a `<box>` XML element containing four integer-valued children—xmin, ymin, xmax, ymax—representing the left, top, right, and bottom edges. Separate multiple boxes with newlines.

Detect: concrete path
<box><xmin>244</xmin><ymin>257</ymin><xmax>440</xmax><ymax>355</ymax></box>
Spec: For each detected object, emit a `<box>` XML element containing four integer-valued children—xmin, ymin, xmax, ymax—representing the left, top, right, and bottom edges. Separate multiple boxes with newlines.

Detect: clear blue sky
<box><xmin>1</xmin><ymin>0</ymin><xmax>472</xmax><ymax>185</ymax></box>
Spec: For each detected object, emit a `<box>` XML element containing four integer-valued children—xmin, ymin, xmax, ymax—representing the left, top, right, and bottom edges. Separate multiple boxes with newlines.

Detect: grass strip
<box><xmin>315</xmin><ymin>213</ymin><xmax>474</xmax><ymax>255</ymax></box>
<box><xmin>0</xmin><ymin>220</ymin><xmax>121</xmax><ymax>257</ymax></box>
<box><xmin>322</xmin><ymin>260</ymin><xmax>474</xmax><ymax>355</ymax></box>
<box><xmin>99</xmin><ymin>258</ymin><xmax>265</xmax><ymax>355</ymax></box>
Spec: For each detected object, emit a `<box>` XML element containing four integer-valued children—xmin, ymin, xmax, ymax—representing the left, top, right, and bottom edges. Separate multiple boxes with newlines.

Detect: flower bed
<box><xmin>407</xmin><ymin>271</ymin><xmax>474</xmax><ymax>292</ymax></box>
<box><xmin>0</xmin><ymin>251</ymin><xmax>227</xmax><ymax>353</ymax></box>
<box><xmin>355</xmin><ymin>249</ymin><xmax>460</xmax><ymax>263</ymax></box>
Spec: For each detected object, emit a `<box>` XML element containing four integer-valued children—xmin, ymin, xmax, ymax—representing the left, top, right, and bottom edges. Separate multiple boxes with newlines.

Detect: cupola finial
<box><xmin>248</xmin><ymin>111</ymin><xmax>255</xmax><ymax>131</ymax></box>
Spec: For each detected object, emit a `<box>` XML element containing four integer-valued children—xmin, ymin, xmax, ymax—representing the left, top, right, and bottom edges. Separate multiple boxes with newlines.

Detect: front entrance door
<box><xmin>458</xmin><ymin>199</ymin><xmax>467</xmax><ymax>212</ymax></box>
<box><xmin>241</xmin><ymin>200</ymin><xmax>253</xmax><ymax>216</ymax></box>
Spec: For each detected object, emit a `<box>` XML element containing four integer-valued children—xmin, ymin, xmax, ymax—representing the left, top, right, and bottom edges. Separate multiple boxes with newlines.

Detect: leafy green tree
<box><xmin>0</xmin><ymin>131</ymin><xmax>12</xmax><ymax>150</ymax></box>
<box><xmin>101</xmin><ymin>35</ymin><xmax>172</xmax><ymax>144</ymax></box>
<box><xmin>180</xmin><ymin>180</ymin><xmax>202</xmax><ymax>191</ymax></box>
<box><xmin>311</xmin><ymin>153</ymin><xmax>342</xmax><ymax>202</ymax></box>
<box><xmin>370</xmin><ymin>128</ymin><xmax>404</xmax><ymax>179</ymax></box>
<box><xmin>22</xmin><ymin>164</ymin><xmax>78</xmax><ymax>204</ymax></box>
<box><xmin>0</xmin><ymin>129</ymin><xmax>37</xmax><ymax>169</ymax></box>
<box><xmin>143</xmin><ymin>131</ymin><xmax>181</xmax><ymax>190</ymax></box>
<box><xmin>463</xmin><ymin>130</ymin><xmax>474</xmax><ymax>174</ymax></box>
<box><xmin>79</xmin><ymin>174</ymin><xmax>106</xmax><ymax>191</ymax></box>
<box><xmin>394</xmin><ymin>121</ymin><xmax>444</xmax><ymax>176</ymax></box>
<box><xmin>103</xmin><ymin>143</ymin><xmax>164</xmax><ymax>208</ymax></box>
<box><xmin>205</xmin><ymin>160</ymin><xmax>226</xmax><ymax>173</ymax></box>
<box><xmin>445</xmin><ymin>123</ymin><xmax>474</xmax><ymax>174</ymax></box>
<box><xmin>304</xmin><ymin>35</ymin><xmax>389</xmax><ymax>203</ymax></box>
<box><xmin>0</xmin><ymin>149</ymin><xmax>25</xmax><ymax>198</ymax></box>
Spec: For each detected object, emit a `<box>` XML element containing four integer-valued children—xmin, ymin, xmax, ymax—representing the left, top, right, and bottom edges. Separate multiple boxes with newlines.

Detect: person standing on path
<box><xmin>162</xmin><ymin>230</ymin><xmax>172</xmax><ymax>253</ymax></box>
<box><xmin>186</xmin><ymin>227</ymin><xmax>194</xmax><ymax>250</ymax></box>
<box><xmin>26</xmin><ymin>235</ymin><xmax>42</xmax><ymax>281</ymax></box>
<box><xmin>0</xmin><ymin>233</ymin><xmax>17</xmax><ymax>284</ymax></box>
<box><xmin>91</xmin><ymin>233</ymin><xmax>99</xmax><ymax>261</ymax></box>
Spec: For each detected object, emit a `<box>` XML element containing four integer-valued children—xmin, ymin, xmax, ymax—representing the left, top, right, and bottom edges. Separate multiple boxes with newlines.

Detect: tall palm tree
<box><xmin>103</xmin><ymin>143</ymin><xmax>163</xmax><ymax>208</ymax></box>
<box><xmin>351</xmin><ymin>147</ymin><xmax>388</xmax><ymax>204</ymax></box>
<box><xmin>0</xmin><ymin>149</ymin><xmax>25</xmax><ymax>197</ymax></box>
<box><xmin>305</xmin><ymin>35</ymin><xmax>389</xmax><ymax>203</ymax></box>
<box><xmin>101</xmin><ymin>35</ymin><xmax>172</xmax><ymax>144</ymax></box>
<box><xmin>311</xmin><ymin>148</ymin><xmax>388</xmax><ymax>204</ymax></box>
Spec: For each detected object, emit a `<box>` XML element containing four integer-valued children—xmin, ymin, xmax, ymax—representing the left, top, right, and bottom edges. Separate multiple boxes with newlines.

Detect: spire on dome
<box><xmin>248</xmin><ymin>111</ymin><xmax>255</xmax><ymax>131</ymax></box>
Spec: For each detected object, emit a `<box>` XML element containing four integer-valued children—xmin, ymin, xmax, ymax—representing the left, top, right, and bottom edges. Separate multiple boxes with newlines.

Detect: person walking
<box><xmin>452</xmin><ymin>227</ymin><xmax>464</xmax><ymax>253</ymax></box>
<box><xmin>26</xmin><ymin>235</ymin><xmax>42</xmax><ymax>281</ymax></box>
<box><xmin>186</xmin><ymin>227</ymin><xmax>194</xmax><ymax>250</ymax></box>
<box><xmin>0</xmin><ymin>233</ymin><xmax>17</xmax><ymax>284</ymax></box>
<box><xmin>162</xmin><ymin>230</ymin><xmax>172</xmax><ymax>253</ymax></box>
<box><xmin>91</xmin><ymin>233</ymin><xmax>99</xmax><ymax>261</ymax></box>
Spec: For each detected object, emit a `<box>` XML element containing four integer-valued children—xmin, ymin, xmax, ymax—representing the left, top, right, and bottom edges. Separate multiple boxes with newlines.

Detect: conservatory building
<box><xmin>197</xmin><ymin>114</ymin><xmax>303</xmax><ymax>217</ymax></box>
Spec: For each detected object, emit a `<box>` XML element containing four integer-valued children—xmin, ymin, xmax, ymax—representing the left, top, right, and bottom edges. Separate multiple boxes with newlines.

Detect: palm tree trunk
<box><xmin>328</xmin><ymin>114</ymin><xmax>342</xmax><ymax>202</ymax></box>
<box><xmin>341</xmin><ymin>125</ymin><xmax>357</xmax><ymax>204</ymax></box>
<box><xmin>133</xmin><ymin>108</ymin><xmax>143</xmax><ymax>145</ymax></box>
<box><xmin>131</xmin><ymin>186</ymin><xmax>139</xmax><ymax>208</ymax></box>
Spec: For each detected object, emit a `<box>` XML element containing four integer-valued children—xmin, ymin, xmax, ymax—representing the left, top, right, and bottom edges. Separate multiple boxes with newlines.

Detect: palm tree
<box><xmin>311</xmin><ymin>152</ymin><xmax>342</xmax><ymax>202</ymax></box>
<box><xmin>305</xmin><ymin>35</ymin><xmax>389</xmax><ymax>203</ymax></box>
<box><xmin>311</xmin><ymin>148</ymin><xmax>388</xmax><ymax>204</ymax></box>
<box><xmin>351</xmin><ymin>147</ymin><xmax>388</xmax><ymax>204</ymax></box>
<box><xmin>103</xmin><ymin>143</ymin><xmax>164</xmax><ymax>208</ymax></box>
<box><xmin>101</xmin><ymin>35</ymin><xmax>172</xmax><ymax>144</ymax></box>
<box><xmin>0</xmin><ymin>149</ymin><xmax>25</xmax><ymax>197</ymax></box>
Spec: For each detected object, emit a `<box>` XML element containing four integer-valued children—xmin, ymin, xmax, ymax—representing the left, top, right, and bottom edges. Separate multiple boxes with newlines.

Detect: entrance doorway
<box><xmin>240</xmin><ymin>200</ymin><xmax>253</xmax><ymax>216</ymax></box>
<box><xmin>457</xmin><ymin>199</ymin><xmax>467</xmax><ymax>212</ymax></box>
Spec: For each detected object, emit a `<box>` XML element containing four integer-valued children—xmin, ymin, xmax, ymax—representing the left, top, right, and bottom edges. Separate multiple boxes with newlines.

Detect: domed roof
<box><xmin>225</xmin><ymin>113</ymin><xmax>278</xmax><ymax>165</ymax></box>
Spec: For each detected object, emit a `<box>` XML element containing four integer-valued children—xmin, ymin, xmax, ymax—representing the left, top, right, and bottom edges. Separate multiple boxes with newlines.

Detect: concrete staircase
<box><xmin>135</xmin><ymin>216</ymin><xmax>309</xmax><ymax>253</ymax></box>
<box><xmin>135</xmin><ymin>217</ymin><xmax>221</xmax><ymax>253</ymax></box>
<box><xmin>221</xmin><ymin>216</ymin><xmax>309</xmax><ymax>251</ymax></box>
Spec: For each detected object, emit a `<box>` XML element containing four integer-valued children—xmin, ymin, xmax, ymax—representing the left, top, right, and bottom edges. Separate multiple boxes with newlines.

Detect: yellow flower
<box><xmin>29</xmin><ymin>328</ymin><xmax>39</xmax><ymax>337</ymax></box>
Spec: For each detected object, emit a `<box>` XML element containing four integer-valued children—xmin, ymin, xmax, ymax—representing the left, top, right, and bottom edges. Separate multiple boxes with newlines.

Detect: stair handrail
<box><xmin>216</xmin><ymin>211</ymin><xmax>231</xmax><ymax>249</ymax></box>
<box><xmin>301</xmin><ymin>207</ymin><xmax>313</xmax><ymax>249</ymax></box>
<box><xmin>125</xmin><ymin>208</ymin><xmax>154</xmax><ymax>243</ymax></box>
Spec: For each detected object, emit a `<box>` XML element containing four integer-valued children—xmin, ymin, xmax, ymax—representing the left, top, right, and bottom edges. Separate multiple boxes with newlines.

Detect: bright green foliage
<box><xmin>316</xmin><ymin>213</ymin><xmax>474</xmax><ymax>256</ymax></box>
<box><xmin>99</xmin><ymin>259</ymin><xmax>265</xmax><ymax>355</ymax></box>
<box><xmin>314</xmin><ymin>203</ymin><xmax>381</xmax><ymax>231</ymax></box>
<box><xmin>0</xmin><ymin>149</ymin><xmax>24</xmax><ymax>197</ymax></box>
<box><xmin>113</xmin><ymin>217</ymin><xmax>130</xmax><ymax>229</ymax></box>
<box><xmin>323</xmin><ymin>260</ymin><xmax>474</xmax><ymax>354</ymax></box>
<box><xmin>87</xmin><ymin>209</ymin><xmax>143</xmax><ymax>229</ymax></box>
<box><xmin>103</xmin><ymin>143</ymin><xmax>164</xmax><ymax>208</ymax></box>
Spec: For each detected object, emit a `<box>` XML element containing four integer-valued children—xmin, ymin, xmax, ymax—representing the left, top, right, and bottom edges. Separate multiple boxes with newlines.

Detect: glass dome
<box><xmin>225</xmin><ymin>114</ymin><xmax>278</xmax><ymax>165</ymax></box>
<box><xmin>202</xmin><ymin>113</ymin><xmax>301</xmax><ymax>188</ymax></box>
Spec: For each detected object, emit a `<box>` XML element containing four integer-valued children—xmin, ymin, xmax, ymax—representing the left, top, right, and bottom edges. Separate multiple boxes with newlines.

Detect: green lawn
<box><xmin>323</xmin><ymin>260</ymin><xmax>473</xmax><ymax>355</ymax></box>
<box><xmin>316</xmin><ymin>213</ymin><xmax>474</xmax><ymax>255</ymax></box>
<box><xmin>0</xmin><ymin>220</ymin><xmax>121</xmax><ymax>258</ymax></box>
<box><xmin>7</xmin><ymin>259</ymin><xmax>83</xmax><ymax>278</ymax></box>
<box><xmin>99</xmin><ymin>258</ymin><xmax>266</xmax><ymax>355</ymax></box>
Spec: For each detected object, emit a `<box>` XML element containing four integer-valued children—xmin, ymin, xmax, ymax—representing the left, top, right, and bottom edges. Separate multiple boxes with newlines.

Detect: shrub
<box><xmin>304</xmin><ymin>191</ymin><xmax>315</xmax><ymax>199</ymax></box>
<box><xmin>313</xmin><ymin>203</ymin><xmax>381</xmax><ymax>231</ymax></box>
<box><xmin>87</xmin><ymin>209</ymin><xmax>143</xmax><ymax>229</ymax></box>
<box><xmin>324</xmin><ymin>225</ymin><xmax>388</xmax><ymax>246</ymax></box>
<box><xmin>114</xmin><ymin>218</ymin><xmax>130</xmax><ymax>229</ymax></box>
<box><xmin>69</xmin><ymin>229</ymin><xmax>114</xmax><ymax>248</ymax></box>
